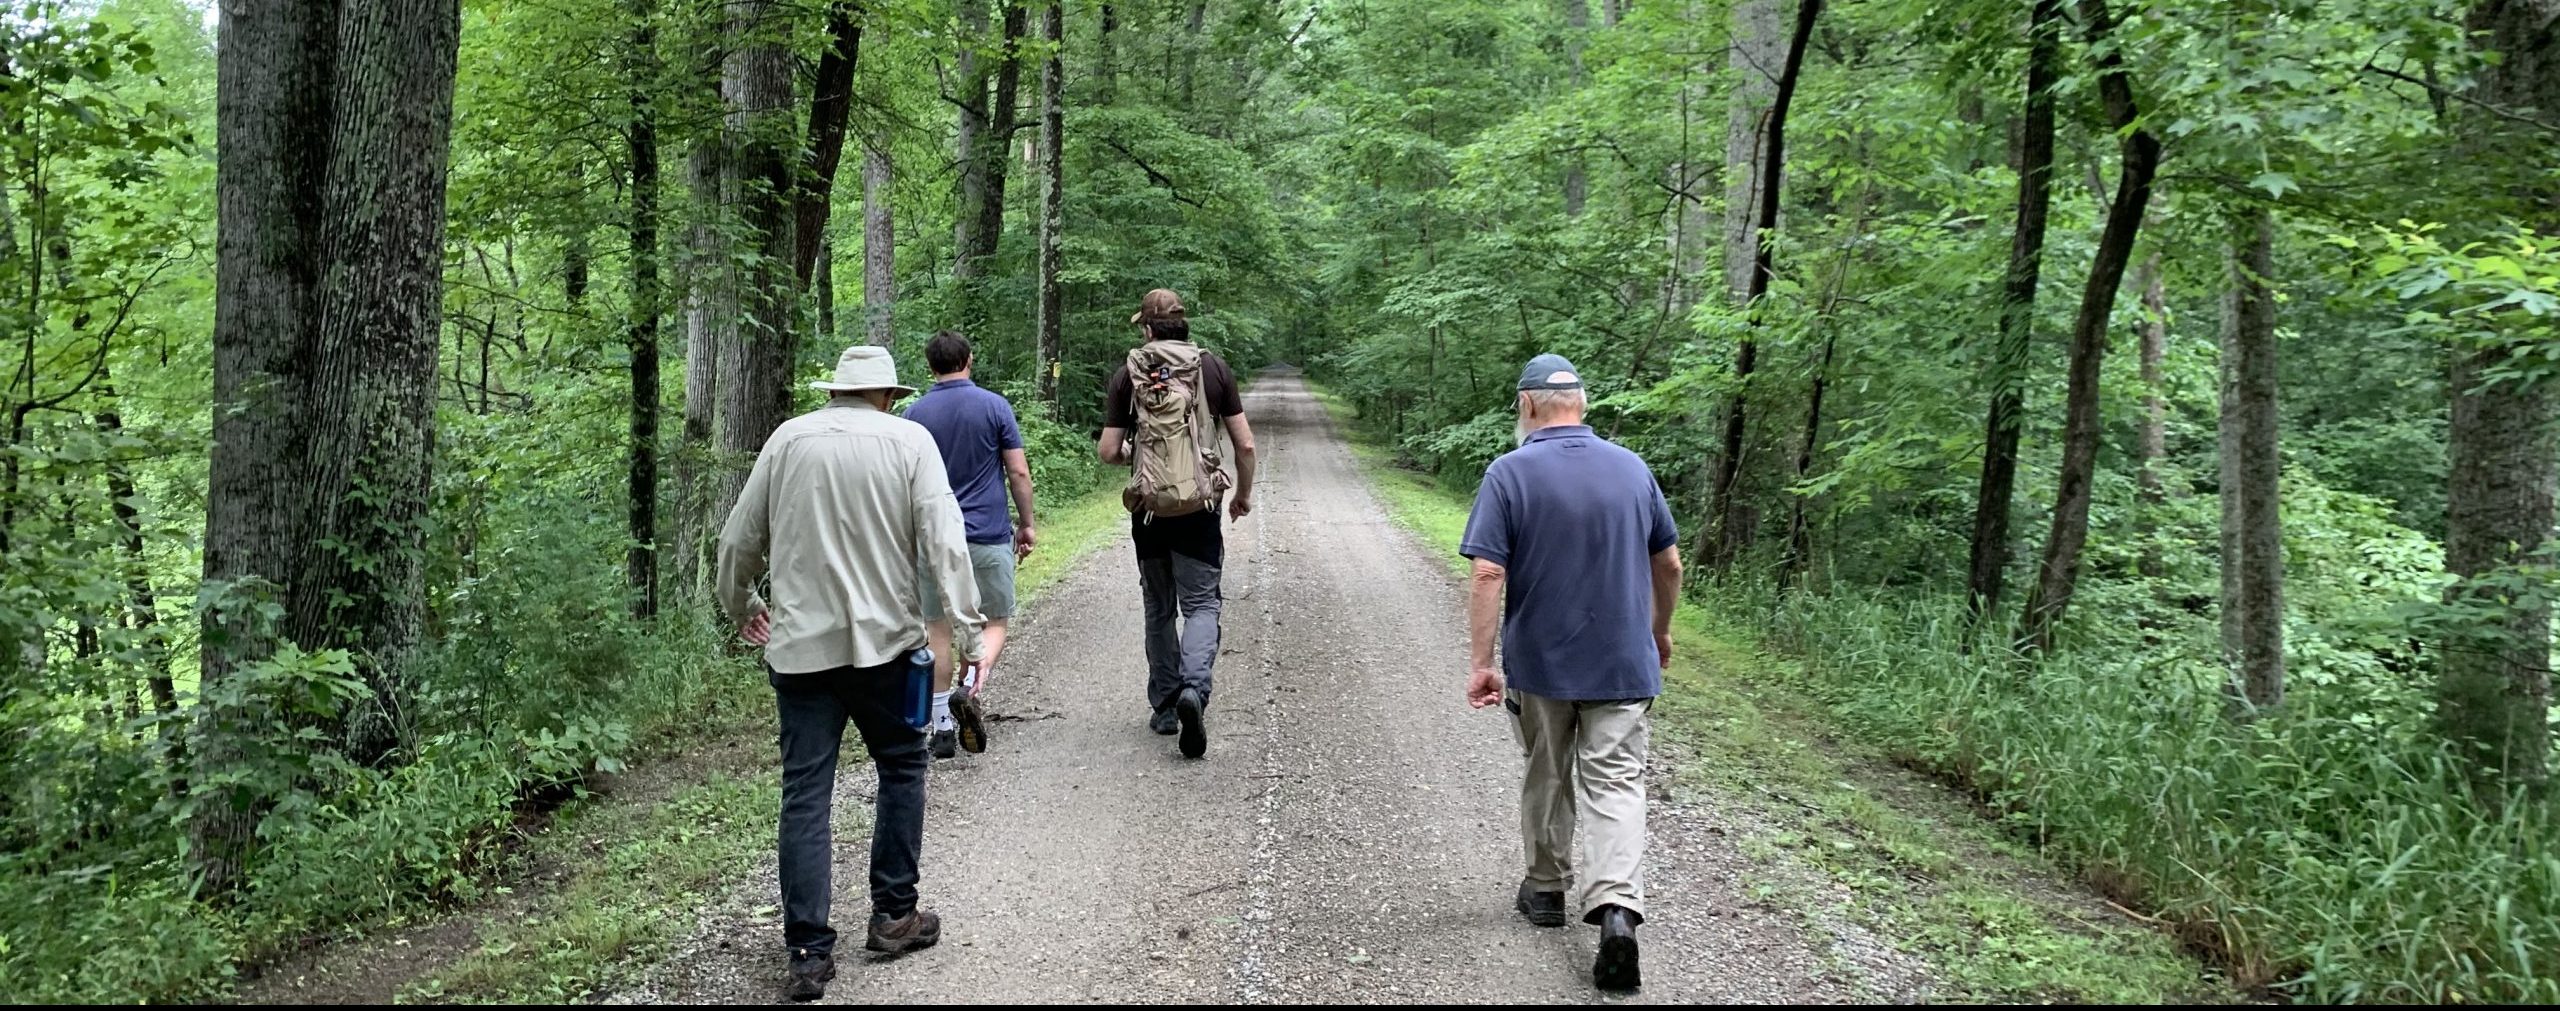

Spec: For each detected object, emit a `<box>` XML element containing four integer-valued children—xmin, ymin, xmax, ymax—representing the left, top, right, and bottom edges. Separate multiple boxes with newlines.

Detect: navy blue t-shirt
<box><xmin>902</xmin><ymin>378</ymin><xmax>1024</xmax><ymax>545</ymax></box>
<box><xmin>1459</xmin><ymin>426</ymin><xmax>1678</xmax><ymax>701</ymax></box>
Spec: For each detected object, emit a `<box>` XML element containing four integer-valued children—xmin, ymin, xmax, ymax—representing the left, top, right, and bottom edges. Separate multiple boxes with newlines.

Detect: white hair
<box><xmin>1515</xmin><ymin>388</ymin><xmax>1588</xmax><ymax>445</ymax></box>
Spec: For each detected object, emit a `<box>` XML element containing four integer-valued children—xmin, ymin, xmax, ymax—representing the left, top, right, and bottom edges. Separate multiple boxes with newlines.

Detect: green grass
<box><xmin>403</xmin><ymin>777</ymin><xmax>782</xmax><ymax>1003</ymax></box>
<box><xmin>1308</xmin><ymin>385</ymin><xmax>2213</xmax><ymax>1003</ymax></box>
<box><xmin>396</xmin><ymin>478</ymin><xmax>1134</xmax><ymax>1003</ymax></box>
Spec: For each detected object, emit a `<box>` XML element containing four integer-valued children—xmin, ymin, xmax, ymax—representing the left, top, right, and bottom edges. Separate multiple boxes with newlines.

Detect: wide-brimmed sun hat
<box><xmin>809</xmin><ymin>344</ymin><xmax>917</xmax><ymax>395</ymax></box>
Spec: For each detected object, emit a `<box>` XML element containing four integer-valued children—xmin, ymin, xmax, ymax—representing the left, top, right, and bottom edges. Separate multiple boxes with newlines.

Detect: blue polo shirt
<box><xmin>902</xmin><ymin>378</ymin><xmax>1023</xmax><ymax>545</ymax></box>
<box><xmin>1460</xmin><ymin>425</ymin><xmax>1678</xmax><ymax>701</ymax></box>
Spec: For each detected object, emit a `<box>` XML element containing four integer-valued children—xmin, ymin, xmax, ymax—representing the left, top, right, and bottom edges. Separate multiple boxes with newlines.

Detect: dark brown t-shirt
<box><xmin>1103</xmin><ymin>342</ymin><xmax>1245</xmax><ymax>430</ymax></box>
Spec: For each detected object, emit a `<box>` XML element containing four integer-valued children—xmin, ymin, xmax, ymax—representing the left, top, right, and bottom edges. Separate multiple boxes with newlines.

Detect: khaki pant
<box><xmin>1508</xmin><ymin>690</ymin><xmax>1650</xmax><ymax>921</ymax></box>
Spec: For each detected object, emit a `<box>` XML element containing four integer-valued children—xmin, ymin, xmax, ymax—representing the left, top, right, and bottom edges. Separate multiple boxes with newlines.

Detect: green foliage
<box><xmin>1739</xmin><ymin>584</ymin><xmax>2560</xmax><ymax>1002</ymax></box>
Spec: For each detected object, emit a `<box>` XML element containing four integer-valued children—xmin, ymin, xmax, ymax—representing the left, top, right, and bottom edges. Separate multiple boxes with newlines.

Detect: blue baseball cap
<box><xmin>1517</xmin><ymin>353</ymin><xmax>1584</xmax><ymax>391</ymax></box>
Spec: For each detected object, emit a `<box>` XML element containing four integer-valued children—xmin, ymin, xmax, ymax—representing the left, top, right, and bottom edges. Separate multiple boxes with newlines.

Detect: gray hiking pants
<box><xmin>1139</xmin><ymin>552</ymin><xmax>1222</xmax><ymax>712</ymax></box>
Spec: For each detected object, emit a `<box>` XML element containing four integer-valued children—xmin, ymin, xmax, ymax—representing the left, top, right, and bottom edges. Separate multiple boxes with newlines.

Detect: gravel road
<box><xmin>616</xmin><ymin>370</ymin><xmax>1878</xmax><ymax>1005</ymax></box>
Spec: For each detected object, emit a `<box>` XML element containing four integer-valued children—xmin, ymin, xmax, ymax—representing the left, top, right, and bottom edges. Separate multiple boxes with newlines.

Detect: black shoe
<box><xmin>930</xmin><ymin>728</ymin><xmax>958</xmax><ymax>760</ymax></box>
<box><xmin>951</xmin><ymin>689</ymin><xmax>987</xmax><ymax>754</ymax></box>
<box><xmin>1175</xmin><ymin>688</ymin><xmax>1207</xmax><ymax>759</ymax></box>
<box><xmin>786</xmin><ymin>947</ymin><xmax>834</xmax><ymax>1001</ymax></box>
<box><xmin>1149</xmin><ymin>707</ymin><xmax>1180</xmax><ymax>735</ymax></box>
<box><xmin>1592</xmin><ymin>904</ymin><xmax>1642</xmax><ymax>992</ymax></box>
<box><xmin>866</xmin><ymin>908</ymin><xmax>942</xmax><ymax>955</ymax></box>
<box><xmin>1514</xmin><ymin>880</ymin><xmax>1567</xmax><ymax>928</ymax></box>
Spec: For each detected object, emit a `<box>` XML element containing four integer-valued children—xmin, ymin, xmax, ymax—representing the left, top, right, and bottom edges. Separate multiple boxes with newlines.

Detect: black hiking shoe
<box><xmin>1592</xmin><ymin>904</ymin><xmax>1642</xmax><ymax>992</ymax></box>
<box><xmin>1515</xmin><ymin>880</ymin><xmax>1568</xmax><ymax>928</ymax></box>
<box><xmin>1150</xmin><ymin>707</ymin><xmax>1179</xmax><ymax>735</ymax></box>
<box><xmin>865</xmin><ymin>908</ymin><xmax>942</xmax><ymax>955</ymax></box>
<box><xmin>930</xmin><ymin>728</ymin><xmax>958</xmax><ymax>760</ymax></box>
<box><xmin>952</xmin><ymin>688</ymin><xmax>987</xmax><ymax>754</ymax></box>
<box><xmin>1175</xmin><ymin>688</ymin><xmax>1207</xmax><ymax>759</ymax></box>
<box><xmin>786</xmin><ymin>947</ymin><xmax>834</xmax><ymax>1001</ymax></box>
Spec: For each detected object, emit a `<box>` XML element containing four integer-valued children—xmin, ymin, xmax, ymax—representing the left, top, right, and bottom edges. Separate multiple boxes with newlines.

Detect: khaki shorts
<box><xmin>920</xmin><ymin>540</ymin><xmax>1018</xmax><ymax>620</ymax></box>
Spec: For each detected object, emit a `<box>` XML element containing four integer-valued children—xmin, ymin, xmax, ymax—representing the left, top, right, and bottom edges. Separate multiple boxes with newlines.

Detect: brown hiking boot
<box><xmin>865</xmin><ymin>908</ymin><xmax>942</xmax><ymax>955</ymax></box>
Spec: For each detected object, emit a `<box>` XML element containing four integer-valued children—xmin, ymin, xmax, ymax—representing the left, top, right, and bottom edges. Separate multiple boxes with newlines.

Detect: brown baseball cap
<box><xmin>1131</xmin><ymin>288</ymin><xmax>1186</xmax><ymax>324</ymax></box>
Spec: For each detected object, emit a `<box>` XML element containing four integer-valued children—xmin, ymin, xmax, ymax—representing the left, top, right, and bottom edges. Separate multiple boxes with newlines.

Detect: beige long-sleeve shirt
<box><xmin>716</xmin><ymin>398</ymin><xmax>986</xmax><ymax>674</ymax></box>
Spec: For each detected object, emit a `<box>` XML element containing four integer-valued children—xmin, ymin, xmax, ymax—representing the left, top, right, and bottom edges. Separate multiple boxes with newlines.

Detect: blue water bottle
<box><xmin>901</xmin><ymin>648</ymin><xmax>935</xmax><ymax>730</ymax></box>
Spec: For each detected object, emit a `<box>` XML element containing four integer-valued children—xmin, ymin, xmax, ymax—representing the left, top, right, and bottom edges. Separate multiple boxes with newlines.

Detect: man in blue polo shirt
<box><xmin>905</xmin><ymin>331</ymin><xmax>1039</xmax><ymax>760</ymax></box>
<box><xmin>1461</xmin><ymin>353</ymin><xmax>1682</xmax><ymax>994</ymax></box>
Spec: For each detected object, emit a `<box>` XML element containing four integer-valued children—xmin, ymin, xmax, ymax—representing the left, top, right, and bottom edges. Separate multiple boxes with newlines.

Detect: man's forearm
<box><xmin>1468</xmin><ymin>565</ymin><xmax>1504</xmax><ymax>669</ymax></box>
<box><xmin>1232</xmin><ymin>447</ymin><xmax>1257</xmax><ymax>498</ymax></box>
<box><xmin>1650</xmin><ymin>549</ymin><xmax>1683</xmax><ymax>635</ymax></box>
<box><xmin>1009</xmin><ymin>471</ymin><xmax>1039</xmax><ymax>529</ymax></box>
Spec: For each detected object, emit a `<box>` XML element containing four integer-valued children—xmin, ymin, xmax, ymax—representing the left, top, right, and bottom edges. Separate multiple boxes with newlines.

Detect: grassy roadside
<box><xmin>1307</xmin><ymin>387</ymin><xmax>2219</xmax><ymax>1003</ymax></box>
<box><xmin>377</xmin><ymin>480</ymin><xmax>1136</xmax><ymax>1003</ymax></box>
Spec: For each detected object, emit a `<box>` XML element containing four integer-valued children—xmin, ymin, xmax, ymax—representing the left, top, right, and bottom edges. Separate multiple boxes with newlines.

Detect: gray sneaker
<box><xmin>1149</xmin><ymin>707</ymin><xmax>1179</xmax><ymax>735</ymax></box>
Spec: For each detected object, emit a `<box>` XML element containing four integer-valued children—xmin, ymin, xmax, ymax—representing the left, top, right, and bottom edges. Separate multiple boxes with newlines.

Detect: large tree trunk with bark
<box><xmin>716</xmin><ymin>0</ymin><xmax>800</xmax><ymax>526</ymax></box>
<box><xmin>2437</xmin><ymin>0</ymin><xmax>2560</xmax><ymax>787</ymax></box>
<box><xmin>626</xmin><ymin>0</ymin><xmax>662</xmax><ymax>620</ymax></box>
<box><xmin>2014</xmin><ymin>0</ymin><xmax>2161</xmax><ymax>654</ymax></box>
<box><xmin>1962</xmin><ymin>0</ymin><xmax>2061</xmax><ymax>627</ymax></box>
<box><xmin>1036</xmin><ymin>0</ymin><xmax>1065</xmax><ymax>409</ymax></box>
<box><xmin>862</xmin><ymin>137</ymin><xmax>895</xmax><ymax>347</ymax></box>
<box><xmin>1698</xmin><ymin>0</ymin><xmax>1821</xmax><ymax>574</ymax></box>
<box><xmin>202</xmin><ymin>0</ymin><xmax>462</xmax><ymax>893</ymax></box>
<box><xmin>2218</xmin><ymin>207</ymin><xmax>2283</xmax><ymax>712</ymax></box>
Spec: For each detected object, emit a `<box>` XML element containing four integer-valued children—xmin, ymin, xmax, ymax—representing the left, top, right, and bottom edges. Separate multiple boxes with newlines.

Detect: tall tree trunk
<box><xmin>2217</xmin><ymin>207</ymin><xmax>2283</xmax><ymax>712</ymax></box>
<box><xmin>2013</xmin><ymin>0</ymin><xmax>2162</xmax><ymax>654</ymax></box>
<box><xmin>1036</xmin><ymin>0</ymin><xmax>1065</xmax><ymax>409</ymax></box>
<box><xmin>627</xmin><ymin>0</ymin><xmax>662</xmax><ymax>620</ymax></box>
<box><xmin>1720</xmin><ymin>0</ymin><xmax>1784</xmax><ymax>303</ymax></box>
<box><xmin>795</xmin><ymin>1</ymin><xmax>862</xmax><ymax>287</ymax></box>
<box><xmin>716</xmin><ymin>0</ymin><xmax>800</xmax><ymax>530</ymax></box>
<box><xmin>1699</xmin><ymin>0</ymin><xmax>1822</xmax><ymax>574</ymax></box>
<box><xmin>816</xmin><ymin>242</ymin><xmax>836</xmax><ymax>341</ymax></box>
<box><xmin>2437</xmin><ymin>0</ymin><xmax>2559</xmax><ymax>787</ymax></box>
<box><xmin>952</xmin><ymin>0</ymin><xmax>1026</xmax><ymax>337</ymax></box>
<box><xmin>97</xmin><ymin>382</ymin><xmax>172</xmax><ymax>716</ymax></box>
<box><xmin>1097</xmin><ymin>3</ymin><xmax>1117</xmax><ymax>104</ymax></box>
<box><xmin>1563</xmin><ymin>0</ymin><xmax>1590</xmax><ymax>216</ymax></box>
<box><xmin>1180</xmin><ymin>1</ymin><xmax>1206</xmax><ymax>108</ymax></box>
<box><xmin>2135</xmin><ymin>249</ymin><xmax>2168</xmax><ymax>578</ymax></box>
<box><xmin>862</xmin><ymin>137</ymin><xmax>895</xmax><ymax>347</ymax></box>
<box><xmin>1963</xmin><ymin>0</ymin><xmax>2061</xmax><ymax>628</ymax></box>
<box><xmin>203</xmin><ymin>0</ymin><xmax>462</xmax><ymax>892</ymax></box>
<box><xmin>674</xmin><ymin>136</ymin><xmax>732</xmax><ymax>602</ymax></box>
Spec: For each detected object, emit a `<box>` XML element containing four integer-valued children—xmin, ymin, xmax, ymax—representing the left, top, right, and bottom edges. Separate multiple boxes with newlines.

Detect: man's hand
<box><xmin>1467</xmin><ymin>665</ymin><xmax>1505</xmax><ymax>709</ymax></box>
<box><xmin>1655</xmin><ymin>631</ymin><xmax>1674</xmax><ymax>669</ymax></box>
<box><xmin>1229</xmin><ymin>492</ymin><xmax>1254</xmax><ymax>522</ymax></box>
<box><xmin>738</xmin><ymin>611</ymin><xmax>771</xmax><ymax>646</ymax></box>
<box><xmin>1015</xmin><ymin>523</ymin><xmax>1037</xmax><ymax>561</ymax></box>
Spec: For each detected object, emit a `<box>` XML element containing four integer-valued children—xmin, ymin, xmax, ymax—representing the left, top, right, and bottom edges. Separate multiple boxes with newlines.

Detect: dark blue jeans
<box><xmin>771</xmin><ymin>658</ymin><xmax>928</xmax><ymax>956</ymax></box>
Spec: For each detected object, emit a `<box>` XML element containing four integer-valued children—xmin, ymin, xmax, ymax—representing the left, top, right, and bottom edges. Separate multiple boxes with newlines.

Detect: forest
<box><xmin>2</xmin><ymin>0</ymin><xmax>2556</xmax><ymax>1003</ymax></box>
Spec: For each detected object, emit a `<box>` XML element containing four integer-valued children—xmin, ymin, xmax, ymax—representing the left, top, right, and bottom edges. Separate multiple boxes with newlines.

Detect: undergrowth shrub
<box><xmin>1722</xmin><ymin>585</ymin><xmax>2560</xmax><ymax>1002</ymax></box>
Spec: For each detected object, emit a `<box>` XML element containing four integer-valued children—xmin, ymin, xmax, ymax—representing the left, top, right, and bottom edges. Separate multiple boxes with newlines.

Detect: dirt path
<box><xmin>615</xmin><ymin>370</ymin><xmax>1876</xmax><ymax>1004</ymax></box>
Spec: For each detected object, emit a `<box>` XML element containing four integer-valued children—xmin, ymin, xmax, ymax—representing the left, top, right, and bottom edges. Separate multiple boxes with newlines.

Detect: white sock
<box><xmin>932</xmin><ymin>690</ymin><xmax>953</xmax><ymax>731</ymax></box>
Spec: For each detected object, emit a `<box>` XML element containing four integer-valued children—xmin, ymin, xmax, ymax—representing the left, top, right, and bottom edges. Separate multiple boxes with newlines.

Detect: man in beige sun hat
<box><xmin>715</xmin><ymin>343</ymin><xmax>988</xmax><ymax>1000</ymax></box>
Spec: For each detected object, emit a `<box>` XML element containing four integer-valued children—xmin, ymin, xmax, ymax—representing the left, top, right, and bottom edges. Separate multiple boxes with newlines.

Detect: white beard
<box><xmin>1514</xmin><ymin>411</ymin><xmax>1533</xmax><ymax>447</ymax></box>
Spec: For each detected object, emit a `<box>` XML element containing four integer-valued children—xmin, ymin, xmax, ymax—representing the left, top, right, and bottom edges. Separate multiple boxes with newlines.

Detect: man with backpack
<box><xmin>1097</xmin><ymin>289</ymin><xmax>1255</xmax><ymax>759</ymax></box>
<box><xmin>905</xmin><ymin>330</ymin><xmax>1038</xmax><ymax>760</ymax></box>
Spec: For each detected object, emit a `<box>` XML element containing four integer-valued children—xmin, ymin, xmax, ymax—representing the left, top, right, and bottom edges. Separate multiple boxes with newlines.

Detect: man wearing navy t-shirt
<box><xmin>905</xmin><ymin>331</ymin><xmax>1039</xmax><ymax>760</ymax></box>
<box><xmin>1460</xmin><ymin>353</ymin><xmax>1682</xmax><ymax>994</ymax></box>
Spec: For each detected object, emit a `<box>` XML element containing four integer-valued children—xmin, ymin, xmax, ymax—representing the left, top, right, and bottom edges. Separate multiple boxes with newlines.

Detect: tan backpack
<box><xmin>1123</xmin><ymin>341</ymin><xmax>1230</xmax><ymax>516</ymax></box>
